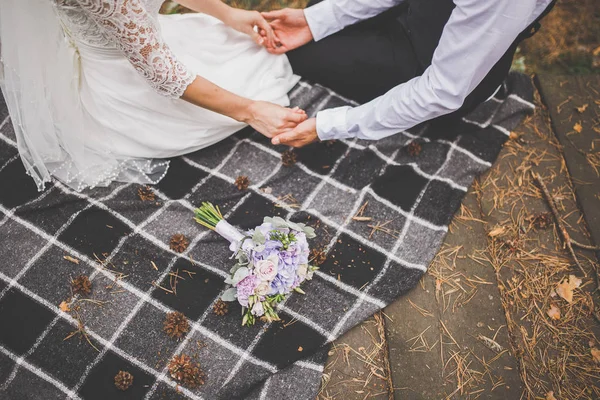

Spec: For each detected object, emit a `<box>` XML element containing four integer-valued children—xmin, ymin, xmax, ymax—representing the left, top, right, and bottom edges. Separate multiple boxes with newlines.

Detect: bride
<box><xmin>0</xmin><ymin>0</ymin><xmax>304</xmax><ymax>191</ymax></box>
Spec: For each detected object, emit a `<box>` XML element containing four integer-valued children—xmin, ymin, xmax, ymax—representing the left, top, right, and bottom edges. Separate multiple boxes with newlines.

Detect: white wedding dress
<box><xmin>0</xmin><ymin>0</ymin><xmax>299</xmax><ymax>191</ymax></box>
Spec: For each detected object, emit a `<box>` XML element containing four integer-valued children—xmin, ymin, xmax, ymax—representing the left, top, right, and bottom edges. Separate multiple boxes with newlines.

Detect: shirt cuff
<box><xmin>304</xmin><ymin>1</ymin><xmax>344</xmax><ymax>42</ymax></box>
<box><xmin>316</xmin><ymin>106</ymin><xmax>354</xmax><ymax>141</ymax></box>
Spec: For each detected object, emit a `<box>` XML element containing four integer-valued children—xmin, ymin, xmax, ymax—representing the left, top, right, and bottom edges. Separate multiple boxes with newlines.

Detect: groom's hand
<box><xmin>260</xmin><ymin>9</ymin><xmax>313</xmax><ymax>54</ymax></box>
<box><xmin>271</xmin><ymin>118</ymin><xmax>318</xmax><ymax>147</ymax></box>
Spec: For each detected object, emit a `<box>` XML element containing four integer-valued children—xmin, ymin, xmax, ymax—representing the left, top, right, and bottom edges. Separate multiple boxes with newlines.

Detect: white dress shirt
<box><xmin>303</xmin><ymin>0</ymin><xmax>553</xmax><ymax>141</ymax></box>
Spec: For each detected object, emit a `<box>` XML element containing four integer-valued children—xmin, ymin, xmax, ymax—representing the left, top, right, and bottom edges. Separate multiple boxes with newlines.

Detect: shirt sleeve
<box><xmin>75</xmin><ymin>0</ymin><xmax>195</xmax><ymax>98</ymax></box>
<box><xmin>304</xmin><ymin>0</ymin><xmax>406</xmax><ymax>41</ymax></box>
<box><xmin>315</xmin><ymin>0</ymin><xmax>537</xmax><ymax>141</ymax></box>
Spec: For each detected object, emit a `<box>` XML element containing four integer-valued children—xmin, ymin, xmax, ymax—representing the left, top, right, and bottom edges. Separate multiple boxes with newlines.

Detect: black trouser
<box><xmin>287</xmin><ymin>0</ymin><xmax>518</xmax><ymax>119</ymax></box>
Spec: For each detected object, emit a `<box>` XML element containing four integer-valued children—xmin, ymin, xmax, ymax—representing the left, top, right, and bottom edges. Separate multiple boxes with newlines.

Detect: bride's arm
<box><xmin>174</xmin><ymin>0</ymin><xmax>276</xmax><ymax>46</ymax></box>
<box><xmin>74</xmin><ymin>0</ymin><xmax>304</xmax><ymax>136</ymax></box>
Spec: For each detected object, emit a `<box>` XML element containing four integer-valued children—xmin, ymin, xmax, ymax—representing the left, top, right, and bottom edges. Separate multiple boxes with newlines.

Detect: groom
<box><xmin>261</xmin><ymin>0</ymin><xmax>556</xmax><ymax>147</ymax></box>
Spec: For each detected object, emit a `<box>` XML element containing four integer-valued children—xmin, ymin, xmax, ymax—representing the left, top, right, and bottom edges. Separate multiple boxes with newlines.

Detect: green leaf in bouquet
<box><xmin>235</xmin><ymin>250</ymin><xmax>249</xmax><ymax>265</ymax></box>
<box><xmin>252</xmin><ymin>229</ymin><xmax>266</xmax><ymax>245</ymax></box>
<box><xmin>294</xmin><ymin>287</ymin><xmax>306</xmax><ymax>295</ymax></box>
<box><xmin>302</xmin><ymin>225</ymin><xmax>316</xmax><ymax>239</ymax></box>
<box><xmin>227</xmin><ymin>267</ymin><xmax>249</xmax><ymax>286</ymax></box>
<box><xmin>270</xmin><ymin>216</ymin><xmax>289</xmax><ymax>228</ymax></box>
<box><xmin>221</xmin><ymin>287</ymin><xmax>237</xmax><ymax>302</ymax></box>
<box><xmin>230</xmin><ymin>263</ymin><xmax>242</xmax><ymax>275</ymax></box>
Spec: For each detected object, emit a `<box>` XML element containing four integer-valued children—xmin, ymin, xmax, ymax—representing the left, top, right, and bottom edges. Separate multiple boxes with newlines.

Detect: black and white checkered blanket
<box><xmin>0</xmin><ymin>73</ymin><xmax>533</xmax><ymax>400</ymax></box>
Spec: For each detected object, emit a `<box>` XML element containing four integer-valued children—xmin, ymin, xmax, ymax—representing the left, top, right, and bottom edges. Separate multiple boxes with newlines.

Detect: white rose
<box><xmin>255</xmin><ymin>255</ymin><xmax>279</xmax><ymax>281</ymax></box>
<box><xmin>254</xmin><ymin>281</ymin><xmax>270</xmax><ymax>297</ymax></box>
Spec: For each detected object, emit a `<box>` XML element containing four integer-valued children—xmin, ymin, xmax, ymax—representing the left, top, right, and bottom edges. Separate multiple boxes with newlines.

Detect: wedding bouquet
<box><xmin>194</xmin><ymin>202</ymin><xmax>318</xmax><ymax>326</ymax></box>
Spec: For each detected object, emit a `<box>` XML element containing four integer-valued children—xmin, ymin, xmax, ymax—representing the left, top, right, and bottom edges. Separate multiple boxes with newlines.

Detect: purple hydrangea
<box><xmin>236</xmin><ymin>274</ymin><xmax>257</xmax><ymax>307</ymax></box>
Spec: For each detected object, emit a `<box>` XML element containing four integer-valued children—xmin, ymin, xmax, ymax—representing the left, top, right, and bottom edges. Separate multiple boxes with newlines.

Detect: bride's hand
<box><xmin>245</xmin><ymin>101</ymin><xmax>307</xmax><ymax>138</ymax></box>
<box><xmin>224</xmin><ymin>8</ymin><xmax>276</xmax><ymax>48</ymax></box>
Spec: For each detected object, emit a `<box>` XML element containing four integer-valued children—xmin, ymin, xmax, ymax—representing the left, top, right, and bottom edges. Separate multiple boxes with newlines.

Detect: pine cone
<box><xmin>168</xmin><ymin>354</ymin><xmax>206</xmax><ymax>388</ymax></box>
<box><xmin>310</xmin><ymin>248</ymin><xmax>327</xmax><ymax>266</ymax></box>
<box><xmin>234</xmin><ymin>176</ymin><xmax>250</xmax><ymax>191</ymax></box>
<box><xmin>281</xmin><ymin>150</ymin><xmax>297</xmax><ymax>167</ymax></box>
<box><xmin>532</xmin><ymin>212</ymin><xmax>552</xmax><ymax>230</ymax></box>
<box><xmin>213</xmin><ymin>300</ymin><xmax>229</xmax><ymax>316</ymax></box>
<box><xmin>137</xmin><ymin>185</ymin><xmax>155</xmax><ymax>202</ymax></box>
<box><xmin>163</xmin><ymin>311</ymin><xmax>190</xmax><ymax>339</ymax></box>
<box><xmin>407</xmin><ymin>141</ymin><xmax>422</xmax><ymax>157</ymax></box>
<box><xmin>170</xmin><ymin>234</ymin><xmax>189</xmax><ymax>253</ymax></box>
<box><xmin>71</xmin><ymin>275</ymin><xmax>92</xmax><ymax>296</ymax></box>
<box><xmin>114</xmin><ymin>370</ymin><xmax>134</xmax><ymax>391</ymax></box>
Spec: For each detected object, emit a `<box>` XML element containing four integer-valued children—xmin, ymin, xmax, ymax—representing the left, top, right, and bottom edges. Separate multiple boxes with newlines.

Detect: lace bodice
<box><xmin>54</xmin><ymin>0</ymin><xmax>195</xmax><ymax>98</ymax></box>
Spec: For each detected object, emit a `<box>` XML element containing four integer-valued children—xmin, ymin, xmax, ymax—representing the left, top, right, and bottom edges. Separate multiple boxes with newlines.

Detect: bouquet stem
<box><xmin>194</xmin><ymin>202</ymin><xmax>244</xmax><ymax>244</ymax></box>
<box><xmin>194</xmin><ymin>202</ymin><xmax>223</xmax><ymax>230</ymax></box>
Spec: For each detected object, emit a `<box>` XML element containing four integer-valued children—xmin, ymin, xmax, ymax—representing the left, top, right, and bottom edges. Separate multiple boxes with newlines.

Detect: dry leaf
<box><xmin>297</xmin><ymin>346</ymin><xmax>303</xmax><ymax>352</ymax></box>
<box><xmin>593</xmin><ymin>46</ymin><xmax>600</xmax><ymax>56</ymax></box>
<box><xmin>546</xmin><ymin>391</ymin><xmax>557</xmax><ymax>400</ymax></box>
<box><xmin>573</xmin><ymin>122</ymin><xmax>583</xmax><ymax>133</ymax></box>
<box><xmin>592</xmin><ymin>347</ymin><xmax>600</xmax><ymax>364</ymax></box>
<box><xmin>547</xmin><ymin>304</ymin><xmax>561</xmax><ymax>320</ymax></box>
<box><xmin>64</xmin><ymin>255</ymin><xmax>80</xmax><ymax>264</ymax></box>
<box><xmin>59</xmin><ymin>301</ymin><xmax>70</xmax><ymax>312</ymax></box>
<box><xmin>576</xmin><ymin>104</ymin><xmax>588</xmax><ymax>113</ymax></box>
<box><xmin>488</xmin><ymin>225</ymin><xmax>506</xmax><ymax>237</ymax></box>
<box><xmin>555</xmin><ymin>275</ymin><xmax>582</xmax><ymax>303</ymax></box>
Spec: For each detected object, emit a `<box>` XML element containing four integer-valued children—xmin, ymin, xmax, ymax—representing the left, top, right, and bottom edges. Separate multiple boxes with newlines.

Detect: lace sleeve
<box><xmin>74</xmin><ymin>0</ymin><xmax>195</xmax><ymax>98</ymax></box>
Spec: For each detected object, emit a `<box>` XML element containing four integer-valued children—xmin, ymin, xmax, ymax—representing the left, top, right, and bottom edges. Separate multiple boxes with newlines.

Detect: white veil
<box><xmin>0</xmin><ymin>0</ymin><xmax>168</xmax><ymax>191</ymax></box>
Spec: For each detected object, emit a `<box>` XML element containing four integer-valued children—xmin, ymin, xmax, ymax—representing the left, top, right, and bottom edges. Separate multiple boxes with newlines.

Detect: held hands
<box><xmin>224</xmin><ymin>8</ymin><xmax>276</xmax><ymax>47</ymax></box>
<box><xmin>271</xmin><ymin>118</ymin><xmax>319</xmax><ymax>147</ymax></box>
<box><xmin>245</xmin><ymin>101</ymin><xmax>308</xmax><ymax>139</ymax></box>
<box><xmin>260</xmin><ymin>9</ymin><xmax>313</xmax><ymax>54</ymax></box>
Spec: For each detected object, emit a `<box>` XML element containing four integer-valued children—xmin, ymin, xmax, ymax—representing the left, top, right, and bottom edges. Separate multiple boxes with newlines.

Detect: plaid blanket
<box><xmin>0</xmin><ymin>73</ymin><xmax>533</xmax><ymax>400</ymax></box>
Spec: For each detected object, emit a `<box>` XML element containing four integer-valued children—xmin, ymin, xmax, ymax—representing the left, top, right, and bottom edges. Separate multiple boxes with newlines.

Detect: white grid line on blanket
<box><xmin>143</xmin><ymin>155</ymin><xmax>315</xmax><ymax>400</ymax></box>
<box><xmin>0</xmin><ymin>204</ymin><xmax>278</xmax><ymax>377</ymax></box>
<box><xmin>0</xmin><ymin>314</ymin><xmax>61</xmax><ymax>391</ymax></box>
<box><xmin>258</xmin><ymin>376</ymin><xmax>272</xmax><ymax>400</ymax></box>
<box><xmin>0</xmin><ymin>154</ymin><xmax>19</xmax><ymax>175</ymax></box>
<box><xmin>0</xmin><ymin>344</ymin><xmax>81</xmax><ymax>399</ymax></box>
<box><xmin>136</xmin><ymin>189</ymin><xmax>257</xmax><ymax>400</ymax></box>
<box><xmin>240</xmin><ymin>139</ymin><xmax>450</xmax><ymax>232</ymax></box>
<box><xmin>64</xmin><ymin>140</ymin><xmax>270</xmax><ymax>396</ymax></box>
<box><xmin>0</xmin><ymin>184</ymin><xmax>57</xmax><ymax>232</ymax></box>
<box><xmin>300</xmin><ymin>137</ymin><xmax>355</xmax><ymax>211</ymax></box>
<box><xmin>394</xmin><ymin>129</ymin><xmax>492</xmax><ymax>168</ymax></box>
<box><xmin>219</xmin><ymin>123</ymin><xmax>367</xmax><ymax>384</ymax></box>
<box><xmin>0</xmin><ymin>133</ymin><xmax>339</xmax><ymax>390</ymax></box>
<box><xmin>0</xmin><ymin>184</ymin><xmax>127</xmax><ymax>303</ymax></box>
<box><xmin>337</xmin><ymin>140</ymin><xmax>468</xmax><ymax>192</ymax></box>
<box><xmin>221</xmin><ymin>297</ymin><xmax>294</xmax><ymax>388</ymax></box>
<box><xmin>180</xmin><ymin>145</ymin><xmax>434</xmax><ymax>271</ymax></box>
<box><xmin>0</xmin><ymin>270</ymin><xmax>205</xmax><ymax>400</ymax></box>
<box><xmin>179</xmin><ymin>155</ymin><xmax>402</xmax><ymax>298</ymax></box>
<box><xmin>330</xmin><ymin>137</ymin><xmax>460</xmax><ymax>338</ymax></box>
<box><xmin>238</xmin><ymin>138</ymin><xmax>357</xmax><ymax>195</ymax></box>
<box><xmin>509</xmin><ymin>93</ymin><xmax>535</xmax><ymax>109</ymax></box>
<box><xmin>0</xmin><ymin>184</ymin><xmax>133</xmax><ymax>392</ymax></box>
<box><xmin>0</xmin><ymin>107</ymin><xmax>420</xmax><ymax>400</ymax></box>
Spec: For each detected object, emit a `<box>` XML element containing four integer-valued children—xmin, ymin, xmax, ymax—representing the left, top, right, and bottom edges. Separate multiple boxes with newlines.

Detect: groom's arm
<box><xmin>304</xmin><ymin>0</ymin><xmax>406</xmax><ymax>41</ymax></box>
<box><xmin>273</xmin><ymin>0</ymin><xmax>537</xmax><ymax>147</ymax></box>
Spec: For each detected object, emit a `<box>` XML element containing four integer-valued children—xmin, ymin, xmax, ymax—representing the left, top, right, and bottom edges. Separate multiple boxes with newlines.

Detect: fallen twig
<box><xmin>532</xmin><ymin>172</ymin><xmax>587</xmax><ymax>276</ymax></box>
